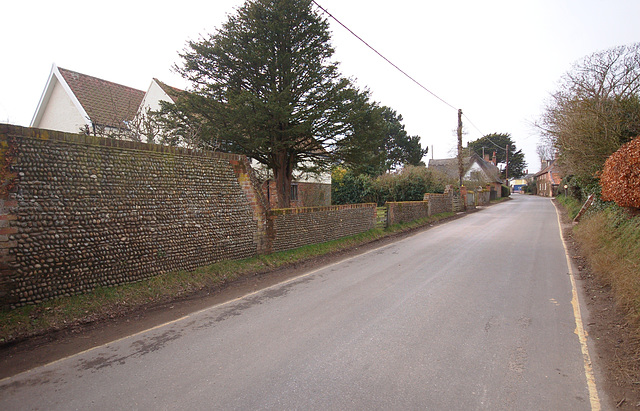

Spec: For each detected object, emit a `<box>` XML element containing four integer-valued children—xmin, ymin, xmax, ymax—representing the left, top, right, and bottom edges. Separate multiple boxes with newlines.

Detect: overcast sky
<box><xmin>1</xmin><ymin>0</ymin><xmax>638</xmax><ymax>173</ymax></box>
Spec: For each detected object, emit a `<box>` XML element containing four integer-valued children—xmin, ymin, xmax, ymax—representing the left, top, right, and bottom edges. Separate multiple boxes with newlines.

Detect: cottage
<box><xmin>535</xmin><ymin>159</ymin><xmax>562</xmax><ymax>197</ymax></box>
<box><xmin>428</xmin><ymin>152</ymin><xmax>504</xmax><ymax>198</ymax></box>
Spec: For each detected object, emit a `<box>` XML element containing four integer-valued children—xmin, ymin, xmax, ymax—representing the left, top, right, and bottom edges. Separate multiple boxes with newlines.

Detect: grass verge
<box><xmin>0</xmin><ymin>211</ymin><xmax>455</xmax><ymax>345</ymax></box>
<box><xmin>556</xmin><ymin>193</ymin><xmax>583</xmax><ymax>219</ymax></box>
<box><xmin>573</xmin><ymin>205</ymin><xmax>640</xmax><ymax>334</ymax></box>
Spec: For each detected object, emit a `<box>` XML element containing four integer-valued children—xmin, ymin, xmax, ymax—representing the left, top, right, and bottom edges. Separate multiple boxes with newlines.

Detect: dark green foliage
<box><xmin>331</xmin><ymin>169</ymin><xmax>374</xmax><ymax>205</ymax></box>
<box><xmin>160</xmin><ymin>0</ymin><xmax>357</xmax><ymax>207</ymax></box>
<box><xmin>336</xmin><ymin>102</ymin><xmax>428</xmax><ymax>176</ymax></box>
<box><xmin>332</xmin><ymin>166</ymin><xmax>445</xmax><ymax>206</ymax></box>
<box><xmin>501</xmin><ymin>185</ymin><xmax>510</xmax><ymax>198</ymax></box>
<box><xmin>562</xmin><ymin>174</ymin><xmax>601</xmax><ymax>202</ymax></box>
<box><xmin>467</xmin><ymin>133</ymin><xmax>527</xmax><ymax>178</ymax></box>
<box><xmin>522</xmin><ymin>184</ymin><xmax>536</xmax><ymax>195</ymax></box>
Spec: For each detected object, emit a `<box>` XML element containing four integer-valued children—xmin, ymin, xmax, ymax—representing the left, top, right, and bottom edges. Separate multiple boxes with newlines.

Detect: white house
<box><xmin>31</xmin><ymin>64</ymin><xmax>145</xmax><ymax>135</ymax></box>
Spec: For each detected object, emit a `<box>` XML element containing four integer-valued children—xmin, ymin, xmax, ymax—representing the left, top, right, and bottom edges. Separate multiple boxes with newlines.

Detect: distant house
<box><xmin>535</xmin><ymin>159</ymin><xmax>562</xmax><ymax>197</ymax></box>
<box><xmin>510</xmin><ymin>178</ymin><xmax>528</xmax><ymax>193</ymax></box>
<box><xmin>31</xmin><ymin>64</ymin><xmax>145</xmax><ymax>136</ymax></box>
<box><xmin>428</xmin><ymin>152</ymin><xmax>504</xmax><ymax>197</ymax></box>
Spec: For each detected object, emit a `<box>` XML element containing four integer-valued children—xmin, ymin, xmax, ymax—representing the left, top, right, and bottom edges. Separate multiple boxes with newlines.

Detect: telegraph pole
<box><xmin>505</xmin><ymin>144</ymin><xmax>510</xmax><ymax>180</ymax></box>
<box><xmin>457</xmin><ymin>109</ymin><xmax>463</xmax><ymax>187</ymax></box>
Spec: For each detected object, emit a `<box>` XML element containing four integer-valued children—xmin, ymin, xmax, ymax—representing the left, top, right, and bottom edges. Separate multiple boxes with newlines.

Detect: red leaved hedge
<box><xmin>600</xmin><ymin>136</ymin><xmax>640</xmax><ymax>209</ymax></box>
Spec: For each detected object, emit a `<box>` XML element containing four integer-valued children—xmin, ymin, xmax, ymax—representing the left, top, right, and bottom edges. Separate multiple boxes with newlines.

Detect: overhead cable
<box><xmin>311</xmin><ymin>0</ymin><xmax>458</xmax><ymax>112</ymax></box>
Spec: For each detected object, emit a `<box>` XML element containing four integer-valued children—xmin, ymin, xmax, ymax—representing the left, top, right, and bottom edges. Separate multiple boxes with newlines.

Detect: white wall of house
<box><xmin>294</xmin><ymin>168</ymin><xmax>331</xmax><ymax>184</ymax></box>
<box><xmin>464</xmin><ymin>161</ymin><xmax>483</xmax><ymax>180</ymax></box>
<box><xmin>32</xmin><ymin>75</ymin><xmax>88</xmax><ymax>133</ymax></box>
<box><xmin>250</xmin><ymin>159</ymin><xmax>331</xmax><ymax>185</ymax></box>
<box><xmin>139</xmin><ymin>79</ymin><xmax>172</xmax><ymax>114</ymax></box>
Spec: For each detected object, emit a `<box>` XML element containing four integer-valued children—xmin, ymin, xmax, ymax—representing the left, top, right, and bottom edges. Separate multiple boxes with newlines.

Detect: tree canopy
<box><xmin>538</xmin><ymin>43</ymin><xmax>640</xmax><ymax>182</ymax></box>
<box><xmin>336</xmin><ymin>100</ymin><xmax>427</xmax><ymax>176</ymax></box>
<box><xmin>160</xmin><ymin>0</ymin><xmax>358</xmax><ymax>207</ymax></box>
<box><xmin>158</xmin><ymin>0</ymin><xmax>431</xmax><ymax>207</ymax></box>
<box><xmin>467</xmin><ymin>133</ymin><xmax>527</xmax><ymax>178</ymax></box>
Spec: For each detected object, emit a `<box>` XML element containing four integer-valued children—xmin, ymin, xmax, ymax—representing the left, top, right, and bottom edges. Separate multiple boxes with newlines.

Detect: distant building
<box><xmin>428</xmin><ymin>152</ymin><xmax>504</xmax><ymax>197</ymax></box>
<box><xmin>535</xmin><ymin>159</ymin><xmax>562</xmax><ymax>197</ymax></box>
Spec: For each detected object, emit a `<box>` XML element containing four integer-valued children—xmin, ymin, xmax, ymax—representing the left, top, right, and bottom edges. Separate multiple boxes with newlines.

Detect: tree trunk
<box><xmin>273</xmin><ymin>151</ymin><xmax>294</xmax><ymax>208</ymax></box>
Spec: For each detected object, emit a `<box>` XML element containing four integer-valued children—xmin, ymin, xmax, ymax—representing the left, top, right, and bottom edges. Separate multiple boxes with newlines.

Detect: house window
<box><xmin>291</xmin><ymin>184</ymin><xmax>299</xmax><ymax>201</ymax></box>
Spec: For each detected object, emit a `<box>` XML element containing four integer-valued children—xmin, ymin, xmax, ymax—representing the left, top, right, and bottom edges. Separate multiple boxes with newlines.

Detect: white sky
<box><xmin>1</xmin><ymin>0</ymin><xmax>638</xmax><ymax>173</ymax></box>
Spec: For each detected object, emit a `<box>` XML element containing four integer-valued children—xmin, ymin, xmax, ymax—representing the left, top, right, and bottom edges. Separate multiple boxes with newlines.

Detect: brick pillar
<box><xmin>460</xmin><ymin>186</ymin><xmax>468</xmax><ymax>211</ymax></box>
<box><xmin>229</xmin><ymin>156</ymin><xmax>271</xmax><ymax>254</ymax></box>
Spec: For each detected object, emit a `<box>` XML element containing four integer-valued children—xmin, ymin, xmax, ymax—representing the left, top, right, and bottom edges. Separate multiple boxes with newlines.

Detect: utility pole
<box><xmin>505</xmin><ymin>144</ymin><xmax>510</xmax><ymax>181</ymax></box>
<box><xmin>457</xmin><ymin>109</ymin><xmax>463</xmax><ymax>187</ymax></box>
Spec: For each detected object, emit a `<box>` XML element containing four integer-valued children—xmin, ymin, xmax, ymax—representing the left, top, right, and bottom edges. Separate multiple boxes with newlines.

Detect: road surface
<box><xmin>0</xmin><ymin>195</ymin><xmax>604</xmax><ymax>410</ymax></box>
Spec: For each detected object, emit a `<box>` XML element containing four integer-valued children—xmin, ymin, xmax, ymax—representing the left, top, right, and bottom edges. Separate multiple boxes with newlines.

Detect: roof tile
<box><xmin>58</xmin><ymin>67</ymin><xmax>145</xmax><ymax>129</ymax></box>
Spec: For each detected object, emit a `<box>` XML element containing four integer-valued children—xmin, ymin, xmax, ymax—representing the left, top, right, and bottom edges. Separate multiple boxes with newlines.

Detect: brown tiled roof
<box><xmin>58</xmin><ymin>67</ymin><xmax>145</xmax><ymax>129</ymax></box>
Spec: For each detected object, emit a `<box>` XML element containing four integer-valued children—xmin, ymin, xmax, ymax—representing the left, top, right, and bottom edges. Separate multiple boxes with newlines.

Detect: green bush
<box><xmin>331</xmin><ymin>169</ymin><xmax>374</xmax><ymax>205</ymax></box>
<box><xmin>332</xmin><ymin>166</ymin><xmax>446</xmax><ymax>205</ymax></box>
<box><xmin>562</xmin><ymin>174</ymin><xmax>601</xmax><ymax>202</ymax></box>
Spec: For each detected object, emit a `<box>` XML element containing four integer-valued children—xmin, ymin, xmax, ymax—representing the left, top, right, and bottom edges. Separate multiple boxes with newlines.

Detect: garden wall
<box><xmin>424</xmin><ymin>193</ymin><xmax>453</xmax><ymax>215</ymax></box>
<box><xmin>0</xmin><ymin>125</ymin><xmax>266</xmax><ymax>308</ymax></box>
<box><xmin>387</xmin><ymin>201</ymin><xmax>430</xmax><ymax>226</ymax></box>
<box><xmin>270</xmin><ymin>204</ymin><xmax>376</xmax><ymax>253</ymax></box>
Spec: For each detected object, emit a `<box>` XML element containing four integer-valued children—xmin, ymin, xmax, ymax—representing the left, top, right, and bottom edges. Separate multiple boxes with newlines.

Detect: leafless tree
<box><xmin>537</xmin><ymin>43</ymin><xmax>640</xmax><ymax>179</ymax></box>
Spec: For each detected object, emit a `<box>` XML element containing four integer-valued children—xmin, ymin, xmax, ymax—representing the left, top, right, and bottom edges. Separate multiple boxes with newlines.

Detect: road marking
<box><xmin>552</xmin><ymin>200</ymin><xmax>601</xmax><ymax>411</ymax></box>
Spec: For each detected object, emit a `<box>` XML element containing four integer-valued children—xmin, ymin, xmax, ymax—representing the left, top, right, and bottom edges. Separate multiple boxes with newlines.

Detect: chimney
<box><xmin>484</xmin><ymin>154</ymin><xmax>491</xmax><ymax>162</ymax></box>
<box><xmin>541</xmin><ymin>160</ymin><xmax>548</xmax><ymax>170</ymax></box>
<box><xmin>492</xmin><ymin>151</ymin><xmax>497</xmax><ymax>166</ymax></box>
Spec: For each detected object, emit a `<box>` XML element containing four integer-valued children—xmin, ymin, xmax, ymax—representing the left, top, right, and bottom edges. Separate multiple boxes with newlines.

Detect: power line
<box><xmin>312</xmin><ymin>1</ymin><xmax>493</xmax><ymax>146</ymax></box>
<box><xmin>462</xmin><ymin>113</ymin><xmax>484</xmax><ymax>137</ymax></box>
<box><xmin>311</xmin><ymin>0</ymin><xmax>458</xmax><ymax>112</ymax></box>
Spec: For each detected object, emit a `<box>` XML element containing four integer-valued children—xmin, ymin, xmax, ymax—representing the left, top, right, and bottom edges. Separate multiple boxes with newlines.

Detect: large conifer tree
<box><xmin>165</xmin><ymin>0</ymin><xmax>354</xmax><ymax>207</ymax></box>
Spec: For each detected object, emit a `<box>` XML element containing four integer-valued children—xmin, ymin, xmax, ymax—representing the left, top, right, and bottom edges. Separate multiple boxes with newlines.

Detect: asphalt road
<box><xmin>0</xmin><ymin>195</ymin><xmax>604</xmax><ymax>410</ymax></box>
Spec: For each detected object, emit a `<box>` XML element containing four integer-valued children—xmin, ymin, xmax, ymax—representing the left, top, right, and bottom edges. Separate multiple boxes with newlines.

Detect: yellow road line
<box><xmin>553</xmin><ymin>200</ymin><xmax>601</xmax><ymax>411</ymax></box>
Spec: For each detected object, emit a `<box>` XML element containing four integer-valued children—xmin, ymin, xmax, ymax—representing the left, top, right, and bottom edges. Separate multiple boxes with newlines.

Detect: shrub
<box><xmin>331</xmin><ymin>168</ymin><xmax>374</xmax><ymax>205</ymax></box>
<box><xmin>600</xmin><ymin>135</ymin><xmax>640</xmax><ymax>209</ymax></box>
<box><xmin>332</xmin><ymin>166</ymin><xmax>446</xmax><ymax>205</ymax></box>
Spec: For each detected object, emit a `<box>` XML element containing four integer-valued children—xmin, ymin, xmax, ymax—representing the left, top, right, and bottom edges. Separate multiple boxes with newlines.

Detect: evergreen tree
<box><xmin>467</xmin><ymin>133</ymin><xmax>527</xmax><ymax>178</ymax></box>
<box><xmin>161</xmin><ymin>0</ymin><xmax>356</xmax><ymax>207</ymax></box>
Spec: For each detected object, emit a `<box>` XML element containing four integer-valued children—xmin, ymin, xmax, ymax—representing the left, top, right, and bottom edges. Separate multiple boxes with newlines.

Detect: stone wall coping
<box><xmin>0</xmin><ymin>123</ymin><xmax>244</xmax><ymax>162</ymax></box>
<box><xmin>386</xmin><ymin>200</ymin><xmax>429</xmax><ymax>206</ymax></box>
<box><xmin>270</xmin><ymin>203</ymin><xmax>376</xmax><ymax>216</ymax></box>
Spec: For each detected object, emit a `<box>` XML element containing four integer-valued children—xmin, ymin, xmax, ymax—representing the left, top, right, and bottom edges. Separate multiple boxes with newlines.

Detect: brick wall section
<box><xmin>269</xmin><ymin>203</ymin><xmax>376</xmax><ymax>253</ymax></box>
<box><xmin>228</xmin><ymin>157</ymin><xmax>270</xmax><ymax>254</ymax></box>
<box><xmin>424</xmin><ymin>193</ymin><xmax>453</xmax><ymax>216</ymax></box>
<box><xmin>0</xmin><ymin>124</ymin><xmax>258</xmax><ymax>308</ymax></box>
<box><xmin>387</xmin><ymin>201</ymin><xmax>430</xmax><ymax>226</ymax></box>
